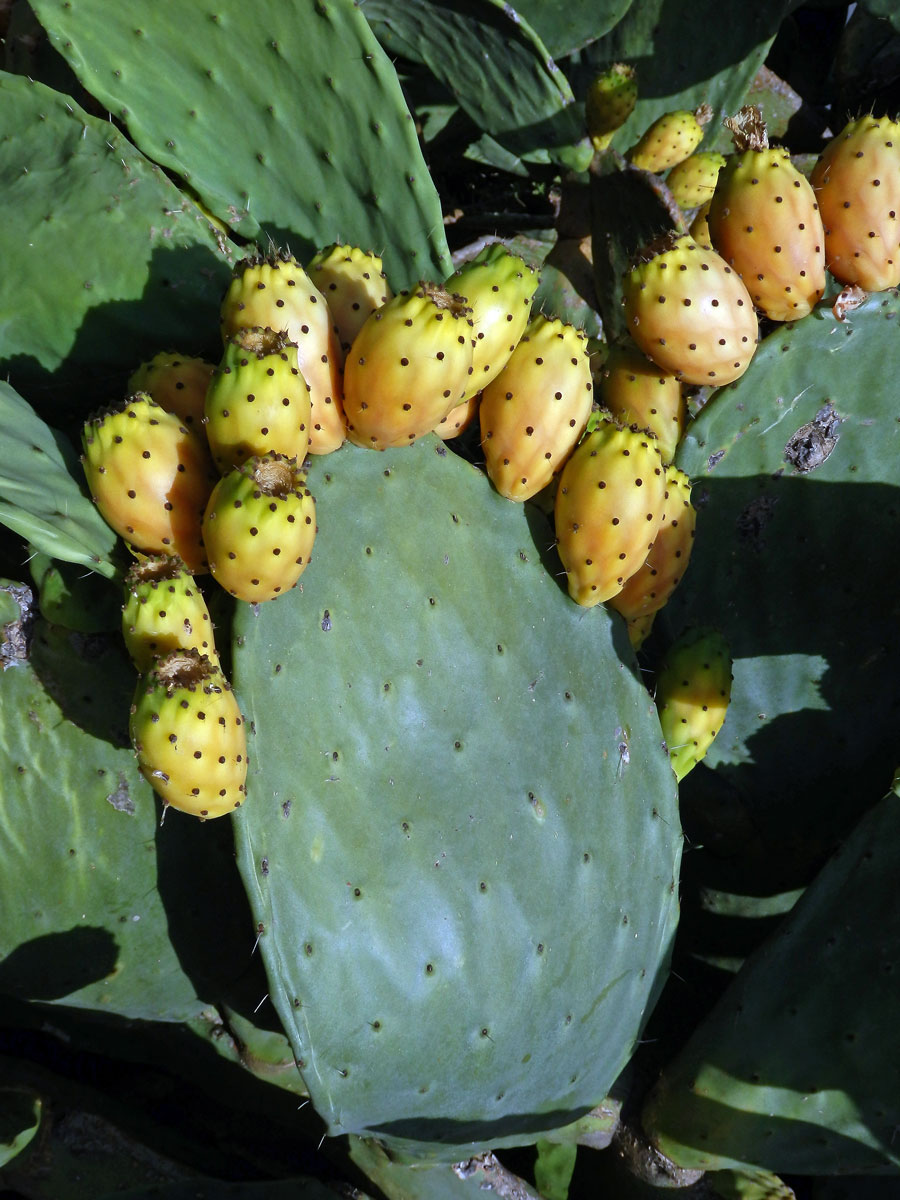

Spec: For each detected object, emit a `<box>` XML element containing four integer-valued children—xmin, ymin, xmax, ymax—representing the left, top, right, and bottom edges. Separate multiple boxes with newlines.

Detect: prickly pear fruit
<box><xmin>434</xmin><ymin>390</ymin><xmax>482</xmax><ymax>440</ymax></box>
<box><xmin>129</xmin><ymin>648</ymin><xmax>247</xmax><ymax>820</ymax></box>
<box><xmin>307</xmin><ymin>243</ymin><xmax>393</xmax><ymax>360</ymax></box>
<box><xmin>666</xmin><ymin>150</ymin><xmax>727</xmax><ymax>209</ymax></box>
<box><xmin>220</xmin><ymin>250</ymin><xmax>346</xmax><ymax>455</ymax></box>
<box><xmin>343</xmin><ymin>282</ymin><xmax>474</xmax><ymax>450</ymax></box>
<box><xmin>707</xmin><ymin>107</ymin><xmax>826</xmax><ymax>321</ymax></box>
<box><xmin>585</xmin><ymin>62</ymin><xmax>638</xmax><ymax>152</ymax></box>
<box><xmin>608</xmin><ymin>465</ymin><xmax>696</xmax><ymax>621</ymax></box>
<box><xmin>689</xmin><ymin>199</ymin><xmax>714</xmax><ymax>249</ymax></box>
<box><xmin>122</xmin><ymin>555</ymin><xmax>217</xmax><ymax>672</ymax></box>
<box><xmin>202</xmin><ymin>453</ymin><xmax>316</xmax><ymax>603</ymax></box>
<box><xmin>203</xmin><ymin>326</ymin><xmax>311</xmax><ymax>473</ymax></box>
<box><xmin>622</xmin><ymin>232</ymin><xmax>758</xmax><ymax>386</ymax></box>
<box><xmin>554</xmin><ymin>416</ymin><xmax>667</xmax><ymax>607</ymax></box>
<box><xmin>479</xmin><ymin>314</ymin><xmax>593</xmax><ymax>501</ymax></box>
<box><xmin>627</xmin><ymin>611</ymin><xmax>656</xmax><ymax>650</ymax></box>
<box><xmin>809</xmin><ymin>113</ymin><xmax>900</xmax><ymax>292</ymax></box>
<box><xmin>627</xmin><ymin>105</ymin><xmax>712</xmax><ymax>173</ymax></box>
<box><xmin>128</xmin><ymin>352</ymin><xmax>215</xmax><ymax>430</ymax></box>
<box><xmin>655</xmin><ymin>626</ymin><xmax>732</xmax><ymax>782</ymax></box>
<box><xmin>597</xmin><ymin>343</ymin><xmax>685</xmax><ymax>463</ymax></box>
<box><xmin>444</xmin><ymin>243</ymin><xmax>539</xmax><ymax>403</ymax></box>
<box><xmin>81</xmin><ymin>393</ymin><xmax>216</xmax><ymax>572</ymax></box>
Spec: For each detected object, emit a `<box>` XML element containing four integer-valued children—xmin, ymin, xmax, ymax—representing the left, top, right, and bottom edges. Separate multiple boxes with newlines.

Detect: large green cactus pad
<box><xmin>666</xmin><ymin>292</ymin><xmax>900</xmax><ymax>884</ymax></box>
<box><xmin>232</xmin><ymin>437</ymin><xmax>681</xmax><ymax>1159</ymax></box>
<box><xmin>31</xmin><ymin>0</ymin><xmax>451</xmax><ymax>285</ymax></box>
<box><xmin>643</xmin><ymin>785</ymin><xmax>900</xmax><ymax>1175</ymax></box>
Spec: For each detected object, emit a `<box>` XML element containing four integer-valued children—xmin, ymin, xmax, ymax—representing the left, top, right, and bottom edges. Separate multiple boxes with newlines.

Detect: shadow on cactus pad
<box><xmin>0</xmin><ymin>928</ymin><xmax>117</xmax><ymax>1001</ymax></box>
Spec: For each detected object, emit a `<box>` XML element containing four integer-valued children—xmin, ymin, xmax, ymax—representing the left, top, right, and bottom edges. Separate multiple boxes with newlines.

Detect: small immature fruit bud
<box><xmin>585</xmin><ymin>63</ymin><xmax>638</xmax><ymax>152</ymax></box>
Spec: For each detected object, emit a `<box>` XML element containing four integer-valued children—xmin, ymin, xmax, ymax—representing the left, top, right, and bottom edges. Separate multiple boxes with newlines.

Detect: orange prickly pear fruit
<box><xmin>707</xmin><ymin>106</ymin><xmax>826</xmax><ymax>321</ymax></box>
<box><xmin>307</xmin><ymin>243</ymin><xmax>393</xmax><ymax>361</ymax></box>
<box><xmin>121</xmin><ymin>554</ymin><xmax>218</xmax><ymax>672</ymax></box>
<box><xmin>479</xmin><ymin>314</ymin><xmax>593</xmax><ymax>501</ymax></box>
<box><xmin>621</xmin><ymin>232</ymin><xmax>758</xmax><ymax>386</ymax></box>
<box><xmin>129</xmin><ymin>649</ymin><xmax>247</xmax><ymax>820</ymax></box>
<box><xmin>220</xmin><ymin>250</ymin><xmax>346</xmax><ymax>455</ymax></box>
<box><xmin>202</xmin><ymin>452</ymin><xmax>316</xmax><ymax>604</ymax></box>
<box><xmin>554</xmin><ymin>415</ymin><xmax>668</xmax><ymax>608</ymax></box>
<box><xmin>627</xmin><ymin>105</ymin><xmax>712</xmax><ymax>173</ymax></box>
<box><xmin>597</xmin><ymin>343</ymin><xmax>686</xmax><ymax>464</ymax></box>
<box><xmin>627</xmin><ymin>611</ymin><xmax>656</xmax><ymax>650</ymax></box>
<box><xmin>655</xmin><ymin>626</ymin><xmax>733</xmax><ymax>781</ymax></box>
<box><xmin>203</xmin><ymin>326</ymin><xmax>311</xmax><ymax>473</ymax></box>
<box><xmin>666</xmin><ymin>150</ymin><xmax>727</xmax><ymax>209</ymax></box>
<box><xmin>435</xmin><ymin>391</ymin><xmax>482</xmax><ymax>440</ymax></box>
<box><xmin>608</xmin><ymin>465</ymin><xmax>696</xmax><ymax>621</ymax></box>
<box><xmin>343</xmin><ymin>282</ymin><xmax>474</xmax><ymax>450</ymax></box>
<box><xmin>585</xmin><ymin>62</ymin><xmax>638</xmax><ymax>152</ymax></box>
<box><xmin>81</xmin><ymin>393</ymin><xmax>216</xmax><ymax>573</ymax></box>
<box><xmin>444</xmin><ymin>243</ymin><xmax>539</xmax><ymax>404</ymax></box>
<box><xmin>809</xmin><ymin>113</ymin><xmax>900</xmax><ymax>292</ymax></box>
<box><xmin>128</xmin><ymin>352</ymin><xmax>215</xmax><ymax>430</ymax></box>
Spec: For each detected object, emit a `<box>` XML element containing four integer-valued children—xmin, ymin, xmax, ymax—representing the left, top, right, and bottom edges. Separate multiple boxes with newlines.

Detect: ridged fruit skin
<box><xmin>598</xmin><ymin>343</ymin><xmax>685</xmax><ymax>463</ymax></box>
<box><xmin>655</xmin><ymin>626</ymin><xmax>732</xmax><ymax>782</ymax></box>
<box><xmin>129</xmin><ymin>649</ymin><xmax>247</xmax><ymax>819</ymax></box>
<box><xmin>479</xmin><ymin>315</ymin><xmax>593</xmax><ymax>501</ymax></box>
<box><xmin>204</xmin><ymin>327</ymin><xmax>311</xmax><ymax>473</ymax></box>
<box><xmin>810</xmin><ymin>114</ymin><xmax>900</xmax><ymax>292</ymax></box>
<box><xmin>708</xmin><ymin>148</ymin><xmax>826</xmax><ymax>321</ymax></box>
<box><xmin>343</xmin><ymin>282</ymin><xmax>474</xmax><ymax>450</ymax></box>
<box><xmin>220</xmin><ymin>251</ymin><xmax>346</xmax><ymax>455</ymax></box>
<box><xmin>128</xmin><ymin>352</ymin><xmax>215</xmax><ymax>430</ymax></box>
<box><xmin>81</xmin><ymin>393</ymin><xmax>216</xmax><ymax>572</ymax></box>
<box><xmin>554</xmin><ymin>416</ymin><xmax>668</xmax><ymax>607</ymax></box>
<box><xmin>608</xmin><ymin>465</ymin><xmax>696</xmax><ymax>621</ymax></box>
<box><xmin>585</xmin><ymin>62</ymin><xmax>637</xmax><ymax>152</ymax></box>
<box><xmin>122</xmin><ymin>555</ymin><xmax>217</xmax><ymax>672</ymax></box>
<box><xmin>622</xmin><ymin>233</ymin><xmax>758</xmax><ymax>386</ymax></box>
<box><xmin>202</xmin><ymin>453</ymin><xmax>316</xmax><ymax>603</ymax></box>
<box><xmin>666</xmin><ymin>150</ymin><xmax>726</xmax><ymax>209</ymax></box>
<box><xmin>627</xmin><ymin>106</ymin><xmax>711</xmax><ymax>173</ymax></box>
<box><xmin>307</xmin><ymin>243</ymin><xmax>393</xmax><ymax>361</ymax></box>
<box><xmin>444</xmin><ymin>243</ymin><xmax>540</xmax><ymax>403</ymax></box>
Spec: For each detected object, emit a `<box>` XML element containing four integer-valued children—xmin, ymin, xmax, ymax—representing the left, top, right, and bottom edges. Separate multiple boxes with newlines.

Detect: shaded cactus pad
<box><xmin>232</xmin><ymin>437</ymin><xmax>681</xmax><ymax>1158</ymax></box>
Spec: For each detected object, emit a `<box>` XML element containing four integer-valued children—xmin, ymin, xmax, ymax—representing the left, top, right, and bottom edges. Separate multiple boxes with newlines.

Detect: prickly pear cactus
<box><xmin>231</xmin><ymin>436</ymin><xmax>681</xmax><ymax>1159</ymax></box>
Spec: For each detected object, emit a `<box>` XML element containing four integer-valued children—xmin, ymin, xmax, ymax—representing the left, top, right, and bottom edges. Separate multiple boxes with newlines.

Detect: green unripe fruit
<box><xmin>585</xmin><ymin>63</ymin><xmax>638</xmax><ymax>151</ymax></box>
<box><xmin>627</xmin><ymin>105</ymin><xmax>712</xmax><ymax>173</ymax></box>
<box><xmin>655</xmin><ymin>627</ymin><xmax>732</xmax><ymax>781</ymax></box>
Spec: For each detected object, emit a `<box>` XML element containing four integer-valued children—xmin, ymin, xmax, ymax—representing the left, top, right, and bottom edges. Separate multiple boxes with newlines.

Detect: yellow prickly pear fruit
<box><xmin>554</xmin><ymin>415</ymin><xmax>668</xmax><ymax>607</ymax></box>
<box><xmin>122</xmin><ymin>555</ymin><xmax>218</xmax><ymax>673</ymax></box>
<box><xmin>129</xmin><ymin>649</ymin><xmax>247</xmax><ymax>820</ymax></box>
<box><xmin>627</xmin><ymin>612</ymin><xmax>656</xmax><ymax>650</ymax></box>
<box><xmin>621</xmin><ymin>232</ymin><xmax>758</xmax><ymax>386</ymax></box>
<box><xmin>666</xmin><ymin>150</ymin><xmax>727</xmax><ymax>209</ymax></box>
<box><xmin>608</xmin><ymin>465</ymin><xmax>696</xmax><ymax>621</ymax></box>
<box><xmin>627</xmin><ymin>105</ymin><xmax>712</xmax><ymax>173</ymax></box>
<box><xmin>585</xmin><ymin>62</ymin><xmax>638</xmax><ymax>152</ymax></box>
<box><xmin>220</xmin><ymin>250</ymin><xmax>346</xmax><ymax>455</ymax></box>
<box><xmin>689</xmin><ymin>199</ymin><xmax>714</xmax><ymax>249</ymax></box>
<box><xmin>655</xmin><ymin>626</ymin><xmax>732</xmax><ymax>781</ymax></box>
<box><xmin>128</xmin><ymin>352</ymin><xmax>215</xmax><ymax>430</ymax></box>
<box><xmin>479</xmin><ymin>314</ymin><xmax>593</xmax><ymax>501</ymax></box>
<box><xmin>707</xmin><ymin>106</ymin><xmax>826</xmax><ymax>321</ymax></box>
<box><xmin>434</xmin><ymin>391</ymin><xmax>482</xmax><ymax>440</ymax></box>
<box><xmin>597</xmin><ymin>343</ymin><xmax>686</xmax><ymax>464</ymax></box>
<box><xmin>307</xmin><ymin>243</ymin><xmax>393</xmax><ymax>361</ymax></box>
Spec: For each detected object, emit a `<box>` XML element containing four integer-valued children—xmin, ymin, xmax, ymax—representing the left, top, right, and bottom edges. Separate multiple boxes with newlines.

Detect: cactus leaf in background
<box><xmin>642</xmin><ymin>785</ymin><xmax>900</xmax><ymax>1176</ymax></box>
<box><xmin>361</xmin><ymin>0</ymin><xmax>585</xmax><ymax>164</ymax></box>
<box><xmin>232</xmin><ymin>437</ymin><xmax>681</xmax><ymax>1158</ymax></box>
<box><xmin>509</xmin><ymin>0</ymin><xmax>635</xmax><ymax>59</ymax></box>
<box><xmin>664</xmin><ymin>289</ymin><xmax>900</xmax><ymax>886</ymax></box>
<box><xmin>0</xmin><ymin>71</ymin><xmax>238</xmax><ymax>411</ymax></box>
<box><xmin>30</xmin><ymin>0</ymin><xmax>451</xmax><ymax>285</ymax></box>
<box><xmin>0</xmin><ymin>381</ymin><xmax>119</xmax><ymax>580</ymax></box>
<box><xmin>349</xmin><ymin>1136</ymin><xmax>542</xmax><ymax>1199</ymax></box>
